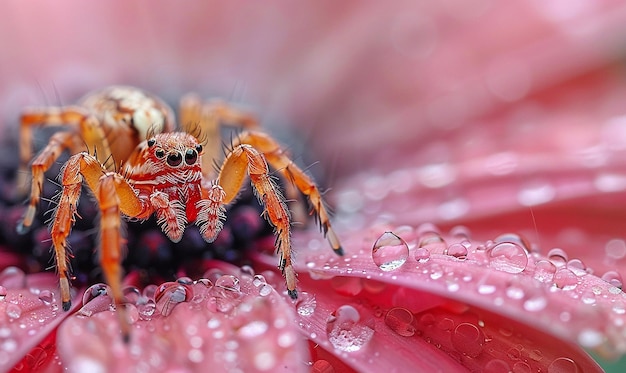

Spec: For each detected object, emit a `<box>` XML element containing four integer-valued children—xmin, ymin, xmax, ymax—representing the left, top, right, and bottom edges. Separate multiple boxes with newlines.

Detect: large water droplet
<box><xmin>372</xmin><ymin>232</ymin><xmax>409</xmax><ymax>271</ymax></box>
<box><xmin>326</xmin><ymin>305</ymin><xmax>374</xmax><ymax>352</ymax></box>
<box><xmin>414</xmin><ymin>247</ymin><xmax>430</xmax><ymax>263</ymax></box>
<box><xmin>38</xmin><ymin>290</ymin><xmax>55</xmax><ymax>306</ymax></box>
<box><xmin>451</xmin><ymin>323</ymin><xmax>484</xmax><ymax>357</ymax></box>
<box><xmin>384</xmin><ymin>307</ymin><xmax>415</xmax><ymax>337</ymax></box>
<box><xmin>601</xmin><ymin>271</ymin><xmax>623</xmax><ymax>289</ymax></box>
<box><xmin>547</xmin><ymin>357</ymin><xmax>580</xmax><ymax>373</ymax></box>
<box><xmin>82</xmin><ymin>283</ymin><xmax>110</xmax><ymax>306</ymax></box>
<box><xmin>554</xmin><ymin>268</ymin><xmax>578</xmax><ymax>290</ymax></box>
<box><xmin>488</xmin><ymin>242</ymin><xmax>528</xmax><ymax>273</ymax></box>
<box><xmin>533</xmin><ymin>260</ymin><xmax>556</xmax><ymax>283</ymax></box>
<box><xmin>210</xmin><ymin>275</ymin><xmax>242</xmax><ymax>313</ymax></box>
<box><xmin>154</xmin><ymin>281</ymin><xmax>193</xmax><ymax>316</ymax></box>
<box><xmin>547</xmin><ymin>248</ymin><xmax>568</xmax><ymax>267</ymax></box>
<box><xmin>0</xmin><ymin>267</ymin><xmax>26</xmax><ymax>289</ymax></box>
<box><xmin>445</xmin><ymin>243</ymin><xmax>468</xmax><ymax>260</ymax></box>
<box><xmin>494</xmin><ymin>232</ymin><xmax>531</xmax><ymax>252</ymax></box>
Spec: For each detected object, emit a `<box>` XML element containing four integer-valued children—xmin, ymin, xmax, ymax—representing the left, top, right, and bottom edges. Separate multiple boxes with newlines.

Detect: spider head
<box><xmin>145</xmin><ymin>133</ymin><xmax>204</xmax><ymax>169</ymax></box>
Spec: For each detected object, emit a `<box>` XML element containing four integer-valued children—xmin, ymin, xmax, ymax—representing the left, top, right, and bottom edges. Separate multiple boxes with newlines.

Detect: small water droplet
<box><xmin>0</xmin><ymin>286</ymin><xmax>7</xmax><ymax>300</ymax></box>
<box><xmin>450</xmin><ymin>225</ymin><xmax>471</xmax><ymax>239</ymax></box>
<box><xmin>451</xmin><ymin>323</ymin><xmax>484</xmax><ymax>357</ymax></box>
<box><xmin>176</xmin><ymin>276</ymin><xmax>193</xmax><ymax>285</ymax></box>
<box><xmin>547</xmin><ymin>357</ymin><xmax>580</xmax><ymax>373</ymax></box>
<box><xmin>6</xmin><ymin>304</ymin><xmax>21</xmax><ymax>319</ymax></box>
<box><xmin>547</xmin><ymin>248</ymin><xmax>568</xmax><ymax>267</ymax></box>
<box><xmin>82</xmin><ymin>283</ymin><xmax>110</xmax><ymax>306</ymax></box>
<box><xmin>211</xmin><ymin>275</ymin><xmax>242</xmax><ymax>313</ymax></box>
<box><xmin>533</xmin><ymin>260</ymin><xmax>556</xmax><ymax>283</ymax></box>
<box><xmin>601</xmin><ymin>271</ymin><xmax>623</xmax><ymax>289</ymax></box>
<box><xmin>488</xmin><ymin>242</ymin><xmax>528</xmax><ymax>273</ymax></box>
<box><xmin>154</xmin><ymin>282</ymin><xmax>193</xmax><ymax>316</ymax></box>
<box><xmin>38</xmin><ymin>290</ymin><xmax>55</xmax><ymax>306</ymax></box>
<box><xmin>296</xmin><ymin>292</ymin><xmax>317</xmax><ymax>316</ymax></box>
<box><xmin>252</xmin><ymin>274</ymin><xmax>266</xmax><ymax>287</ymax></box>
<box><xmin>505</xmin><ymin>285</ymin><xmax>525</xmax><ymax>300</ymax></box>
<box><xmin>384</xmin><ymin>307</ymin><xmax>415</xmax><ymax>337</ymax></box>
<box><xmin>238</xmin><ymin>320</ymin><xmax>269</xmax><ymax>339</ymax></box>
<box><xmin>523</xmin><ymin>295</ymin><xmax>547</xmax><ymax>312</ymax></box>
<box><xmin>418</xmin><ymin>232</ymin><xmax>447</xmax><ymax>255</ymax></box>
<box><xmin>326</xmin><ymin>305</ymin><xmax>374</xmax><ymax>352</ymax></box>
<box><xmin>0</xmin><ymin>267</ymin><xmax>26</xmax><ymax>289</ymax></box>
<box><xmin>240</xmin><ymin>265</ymin><xmax>255</xmax><ymax>277</ymax></box>
<box><xmin>445</xmin><ymin>243</ymin><xmax>468</xmax><ymax>260</ymax></box>
<box><xmin>138</xmin><ymin>299</ymin><xmax>156</xmax><ymax>320</ymax></box>
<box><xmin>484</xmin><ymin>359</ymin><xmax>511</xmax><ymax>373</ymax></box>
<box><xmin>372</xmin><ymin>232</ymin><xmax>409</xmax><ymax>271</ymax></box>
<box><xmin>581</xmin><ymin>291</ymin><xmax>596</xmax><ymax>305</ymax></box>
<box><xmin>554</xmin><ymin>268</ymin><xmax>578</xmax><ymax>290</ymax></box>
<box><xmin>123</xmin><ymin>286</ymin><xmax>141</xmax><ymax>305</ymax></box>
<box><xmin>414</xmin><ymin>247</ymin><xmax>430</xmax><ymax>263</ymax></box>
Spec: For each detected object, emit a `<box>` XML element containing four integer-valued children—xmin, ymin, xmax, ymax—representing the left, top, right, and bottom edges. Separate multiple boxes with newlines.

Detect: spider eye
<box><xmin>185</xmin><ymin>149</ymin><xmax>198</xmax><ymax>165</ymax></box>
<box><xmin>155</xmin><ymin>149</ymin><xmax>165</xmax><ymax>158</ymax></box>
<box><xmin>195</xmin><ymin>144</ymin><xmax>203</xmax><ymax>154</ymax></box>
<box><xmin>167</xmin><ymin>152</ymin><xmax>183</xmax><ymax>167</ymax></box>
<box><xmin>147</xmin><ymin>138</ymin><xmax>156</xmax><ymax>147</ymax></box>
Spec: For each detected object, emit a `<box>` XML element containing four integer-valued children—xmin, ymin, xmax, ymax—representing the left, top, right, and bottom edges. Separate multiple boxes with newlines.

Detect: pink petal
<box><xmin>56</xmin><ymin>264</ymin><xmax>309</xmax><ymax>373</ymax></box>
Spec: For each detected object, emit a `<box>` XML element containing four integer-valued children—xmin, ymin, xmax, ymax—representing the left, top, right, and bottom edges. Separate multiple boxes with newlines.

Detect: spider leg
<box><xmin>215</xmin><ymin>144</ymin><xmax>297</xmax><ymax>298</ymax></box>
<box><xmin>232</xmin><ymin>131</ymin><xmax>343</xmax><ymax>256</ymax></box>
<box><xmin>51</xmin><ymin>152</ymin><xmax>145</xmax><ymax>342</ymax></box>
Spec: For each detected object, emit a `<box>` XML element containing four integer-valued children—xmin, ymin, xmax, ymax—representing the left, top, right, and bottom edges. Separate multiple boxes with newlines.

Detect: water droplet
<box><xmin>6</xmin><ymin>303</ymin><xmax>21</xmax><ymax>319</ymax></box>
<box><xmin>240</xmin><ymin>265</ymin><xmax>255</xmax><ymax>277</ymax></box>
<box><xmin>123</xmin><ymin>286</ymin><xmax>141</xmax><ymax>305</ymax></box>
<box><xmin>547</xmin><ymin>248</ymin><xmax>568</xmax><ymax>267</ymax></box>
<box><xmin>445</xmin><ymin>243</ymin><xmax>468</xmax><ymax>260</ymax></box>
<box><xmin>191</xmin><ymin>279</ymin><xmax>212</xmax><ymax>303</ymax></box>
<box><xmin>488</xmin><ymin>242</ymin><xmax>528</xmax><ymax>273</ymax></box>
<box><xmin>451</xmin><ymin>323</ymin><xmax>484</xmax><ymax>357</ymax></box>
<box><xmin>566</xmin><ymin>259</ymin><xmax>587</xmax><ymax>276</ymax></box>
<box><xmin>311</xmin><ymin>360</ymin><xmax>334</xmax><ymax>373</ymax></box>
<box><xmin>414</xmin><ymin>247</ymin><xmax>430</xmax><ymax>263</ymax></box>
<box><xmin>505</xmin><ymin>285</ymin><xmax>525</xmax><ymax>300</ymax></box>
<box><xmin>533</xmin><ymin>260</ymin><xmax>557</xmax><ymax>283</ymax></box>
<box><xmin>0</xmin><ymin>286</ymin><xmax>7</xmax><ymax>300</ymax></box>
<box><xmin>518</xmin><ymin>181</ymin><xmax>556</xmax><ymax>206</ymax></box>
<box><xmin>38</xmin><ymin>290</ymin><xmax>55</xmax><ymax>306</ymax></box>
<box><xmin>580</xmin><ymin>291</ymin><xmax>596</xmax><ymax>305</ymax></box>
<box><xmin>154</xmin><ymin>282</ymin><xmax>193</xmax><ymax>316</ymax></box>
<box><xmin>523</xmin><ymin>295</ymin><xmax>547</xmax><ymax>312</ymax></box>
<box><xmin>513</xmin><ymin>362</ymin><xmax>532</xmax><ymax>373</ymax></box>
<box><xmin>296</xmin><ymin>292</ymin><xmax>317</xmax><ymax>316</ymax></box>
<box><xmin>384</xmin><ymin>307</ymin><xmax>415</xmax><ymax>337</ymax></box>
<box><xmin>554</xmin><ymin>268</ymin><xmax>578</xmax><ymax>290</ymax></box>
<box><xmin>450</xmin><ymin>225</ymin><xmax>471</xmax><ymax>239</ymax></box>
<box><xmin>252</xmin><ymin>274</ymin><xmax>266</xmax><ymax>287</ymax></box>
<box><xmin>138</xmin><ymin>299</ymin><xmax>156</xmax><ymax>320</ymax></box>
<box><xmin>601</xmin><ymin>271</ymin><xmax>623</xmax><ymax>289</ymax></box>
<box><xmin>605</xmin><ymin>239</ymin><xmax>626</xmax><ymax>260</ymax></box>
<box><xmin>143</xmin><ymin>284</ymin><xmax>158</xmax><ymax>299</ymax></box>
<box><xmin>547</xmin><ymin>357</ymin><xmax>580</xmax><ymax>373</ymax></box>
<box><xmin>0</xmin><ymin>267</ymin><xmax>26</xmax><ymax>289</ymax></box>
<box><xmin>418</xmin><ymin>232</ymin><xmax>447</xmax><ymax>255</ymax></box>
<box><xmin>326</xmin><ymin>305</ymin><xmax>374</xmax><ymax>352</ymax></box>
<box><xmin>238</xmin><ymin>320</ymin><xmax>269</xmax><ymax>339</ymax></box>
<box><xmin>577</xmin><ymin>329</ymin><xmax>604</xmax><ymax>348</ymax></box>
<box><xmin>211</xmin><ymin>275</ymin><xmax>242</xmax><ymax>313</ymax></box>
<box><xmin>494</xmin><ymin>232</ymin><xmax>531</xmax><ymax>252</ymax></box>
<box><xmin>82</xmin><ymin>283</ymin><xmax>110</xmax><ymax>306</ymax></box>
<box><xmin>484</xmin><ymin>359</ymin><xmax>511</xmax><ymax>373</ymax></box>
<box><xmin>372</xmin><ymin>232</ymin><xmax>409</xmax><ymax>271</ymax></box>
<box><xmin>176</xmin><ymin>276</ymin><xmax>193</xmax><ymax>285</ymax></box>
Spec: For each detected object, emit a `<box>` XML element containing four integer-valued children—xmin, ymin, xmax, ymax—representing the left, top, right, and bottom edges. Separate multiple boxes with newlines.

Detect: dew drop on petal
<box><xmin>215</xmin><ymin>275</ymin><xmax>241</xmax><ymax>292</ymax></box>
<box><xmin>533</xmin><ymin>260</ymin><xmax>556</xmax><ymax>283</ymax></box>
<box><xmin>238</xmin><ymin>320</ymin><xmax>269</xmax><ymax>339</ymax></box>
<box><xmin>451</xmin><ymin>323</ymin><xmax>484</xmax><ymax>357</ymax></box>
<box><xmin>384</xmin><ymin>307</ymin><xmax>415</xmax><ymax>337</ymax></box>
<box><xmin>414</xmin><ymin>247</ymin><xmax>430</xmax><ymax>263</ymax></box>
<box><xmin>311</xmin><ymin>360</ymin><xmax>334</xmax><ymax>373</ymax></box>
<box><xmin>488</xmin><ymin>242</ymin><xmax>528</xmax><ymax>274</ymax></box>
<box><xmin>523</xmin><ymin>295</ymin><xmax>547</xmax><ymax>312</ymax></box>
<box><xmin>0</xmin><ymin>286</ymin><xmax>6</xmax><ymax>300</ymax></box>
<box><xmin>372</xmin><ymin>232</ymin><xmax>409</xmax><ymax>271</ymax></box>
<box><xmin>418</xmin><ymin>232</ymin><xmax>447</xmax><ymax>255</ymax></box>
<box><xmin>605</xmin><ymin>239</ymin><xmax>626</xmax><ymax>260</ymax></box>
<box><xmin>547</xmin><ymin>248</ymin><xmax>568</xmax><ymax>267</ymax></box>
<box><xmin>484</xmin><ymin>359</ymin><xmax>511</xmax><ymax>373</ymax></box>
<box><xmin>554</xmin><ymin>268</ymin><xmax>578</xmax><ymax>290</ymax></box>
<box><xmin>445</xmin><ymin>243</ymin><xmax>468</xmax><ymax>260</ymax></box>
<box><xmin>601</xmin><ymin>271</ymin><xmax>623</xmax><ymax>289</ymax></box>
<box><xmin>6</xmin><ymin>303</ymin><xmax>21</xmax><ymax>319</ymax></box>
<box><xmin>0</xmin><ymin>267</ymin><xmax>26</xmax><ymax>289</ymax></box>
<box><xmin>138</xmin><ymin>299</ymin><xmax>156</xmax><ymax>320</ymax></box>
<box><xmin>211</xmin><ymin>275</ymin><xmax>242</xmax><ymax>313</ymax></box>
<box><xmin>494</xmin><ymin>232</ymin><xmax>531</xmax><ymax>252</ymax></box>
<box><xmin>296</xmin><ymin>292</ymin><xmax>317</xmax><ymax>317</ymax></box>
<box><xmin>547</xmin><ymin>357</ymin><xmax>580</xmax><ymax>373</ymax></box>
<box><xmin>154</xmin><ymin>282</ymin><xmax>193</xmax><ymax>316</ymax></box>
<box><xmin>82</xmin><ymin>283</ymin><xmax>110</xmax><ymax>306</ymax></box>
<box><xmin>38</xmin><ymin>290</ymin><xmax>55</xmax><ymax>306</ymax></box>
<box><xmin>326</xmin><ymin>305</ymin><xmax>374</xmax><ymax>352</ymax></box>
<box><xmin>123</xmin><ymin>286</ymin><xmax>141</xmax><ymax>305</ymax></box>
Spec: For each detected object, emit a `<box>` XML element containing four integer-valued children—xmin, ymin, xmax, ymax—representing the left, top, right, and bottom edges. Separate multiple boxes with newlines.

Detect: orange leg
<box><xmin>216</xmin><ymin>144</ymin><xmax>297</xmax><ymax>297</ymax></box>
<box><xmin>18</xmin><ymin>131</ymin><xmax>84</xmax><ymax>233</ymax></box>
<box><xmin>18</xmin><ymin>106</ymin><xmax>114</xmax><ymax>196</ymax></box>
<box><xmin>232</xmin><ymin>131</ymin><xmax>343</xmax><ymax>256</ymax></box>
<box><xmin>51</xmin><ymin>152</ymin><xmax>145</xmax><ymax>342</ymax></box>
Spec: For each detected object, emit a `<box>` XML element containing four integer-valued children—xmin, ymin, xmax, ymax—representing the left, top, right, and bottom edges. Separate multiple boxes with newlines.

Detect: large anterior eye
<box><xmin>185</xmin><ymin>149</ymin><xmax>198</xmax><ymax>165</ymax></box>
<box><xmin>167</xmin><ymin>152</ymin><xmax>183</xmax><ymax>167</ymax></box>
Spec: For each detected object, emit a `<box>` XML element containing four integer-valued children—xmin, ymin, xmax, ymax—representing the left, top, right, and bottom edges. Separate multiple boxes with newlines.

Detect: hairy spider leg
<box><xmin>232</xmin><ymin>131</ymin><xmax>343</xmax><ymax>256</ymax></box>
<box><xmin>18</xmin><ymin>107</ymin><xmax>115</xmax><ymax>231</ymax></box>
<box><xmin>51</xmin><ymin>152</ymin><xmax>144</xmax><ymax>342</ymax></box>
<box><xmin>216</xmin><ymin>144</ymin><xmax>298</xmax><ymax>297</ymax></box>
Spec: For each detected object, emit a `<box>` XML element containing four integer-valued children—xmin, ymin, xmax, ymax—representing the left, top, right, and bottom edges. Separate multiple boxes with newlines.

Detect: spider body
<box><xmin>18</xmin><ymin>86</ymin><xmax>342</xmax><ymax>341</ymax></box>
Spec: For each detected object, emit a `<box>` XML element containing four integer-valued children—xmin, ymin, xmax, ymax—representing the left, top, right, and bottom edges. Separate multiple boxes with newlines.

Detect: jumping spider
<box><xmin>17</xmin><ymin>86</ymin><xmax>342</xmax><ymax>340</ymax></box>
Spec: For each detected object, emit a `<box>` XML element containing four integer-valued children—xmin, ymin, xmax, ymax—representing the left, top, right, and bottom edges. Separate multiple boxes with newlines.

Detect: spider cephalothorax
<box><xmin>17</xmin><ymin>86</ymin><xmax>342</xmax><ymax>341</ymax></box>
